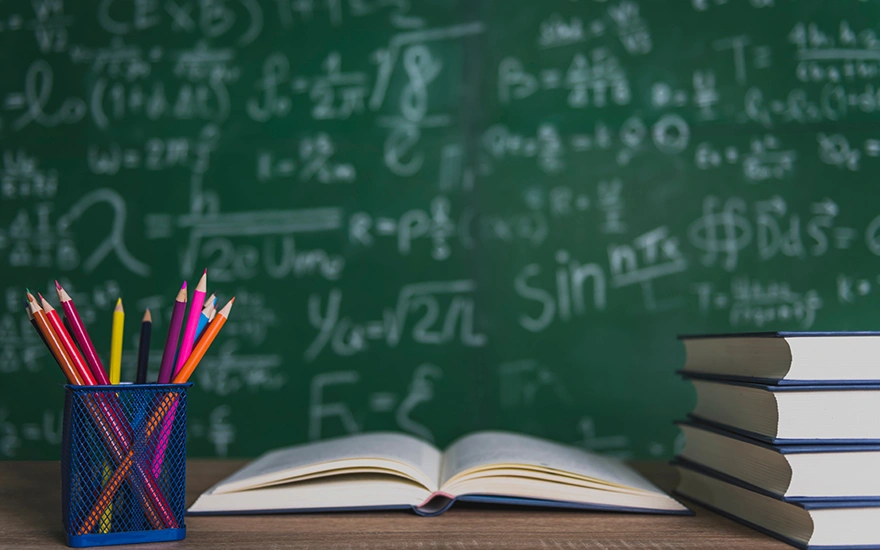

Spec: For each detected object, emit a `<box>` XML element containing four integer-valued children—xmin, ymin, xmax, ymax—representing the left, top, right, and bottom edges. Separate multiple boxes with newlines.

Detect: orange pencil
<box><xmin>172</xmin><ymin>298</ymin><xmax>234</xmax><ymax>384</ymax></box>
<box><xmin>27</xmin><ymin>295</ymin><xmax>83</xmax><ymax>385</ymax></box>
<box><xmin>38</xmin><ymin>293</ymin><xmax>97</xmax><ymax>386</ymax></box>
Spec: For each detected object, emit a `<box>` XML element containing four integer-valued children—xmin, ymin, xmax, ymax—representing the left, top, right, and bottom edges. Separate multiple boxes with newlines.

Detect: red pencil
<box><xmin>38</xmin><ymin>293</ymin><xmax>96</xmax><ymax>386</ymax></box>
<box><xmin>55</xmin><ymin>281</ymin><xmax>110</xmax><ymax>385</ymax></box>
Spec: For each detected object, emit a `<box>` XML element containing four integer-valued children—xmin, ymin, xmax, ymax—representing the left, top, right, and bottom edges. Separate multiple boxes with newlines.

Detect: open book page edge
<box><xmin>433</xmin><ymin>477</ymin><xmax>686</xmax><ymax>512</ymax></box>
<box><xmin>190</xmin><ymin>474</ymin><xmax>433</xmax><ymax>513</ymax></box>
<box><xmin>443</xmin><ymin>469</ymin><xmax>664</xmax><ymax>496</ymax></box>
<box><xmin>440</xmin><ymin>431</ymin><xmax>668</xmax><ymax>496</ymax></box>
<box><xmin>227</xmin><ymin>465</ymin><xmax>436</xmax><ymax>492</ymax></box>
<box><xmin>210</xmin><ymin>431</ymin><xmax>442</xmax><ymax>494</ymax></box>
<box><xmin>211</xmin><ymin>460</ymin><xmax>434</xmax><ymax>495</ymax></box>
<box><xmin>441</xmin><ymin>463</ymin><xmax>659</xmax><ymax>494</ymax></box>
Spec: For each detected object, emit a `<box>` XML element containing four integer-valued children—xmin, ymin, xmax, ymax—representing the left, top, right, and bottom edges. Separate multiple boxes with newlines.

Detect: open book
<box><xmin>189</xmin><ymin>431</ymin><xmax>688</xmax><ymax>516</ymax></box>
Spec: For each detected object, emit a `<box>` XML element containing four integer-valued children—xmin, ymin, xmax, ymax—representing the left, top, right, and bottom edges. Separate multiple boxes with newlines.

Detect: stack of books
<box><xmin>674</xmin><ymin>332</ymin><xmax>880</xmax><ymax>549</ymax></box>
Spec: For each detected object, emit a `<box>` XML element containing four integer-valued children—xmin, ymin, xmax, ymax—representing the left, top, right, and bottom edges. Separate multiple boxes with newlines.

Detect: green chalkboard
<box><xmin>3</xmin><ymin>0</ymin><xmax>880</xmax><ymax>460</ymax></box>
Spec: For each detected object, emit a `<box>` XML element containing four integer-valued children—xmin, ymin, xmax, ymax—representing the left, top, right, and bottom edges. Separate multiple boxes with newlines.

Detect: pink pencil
<box><xmin>174</xmin><ymin>270</ymin><xmax>206</xmax><ymax>376</ymax></box>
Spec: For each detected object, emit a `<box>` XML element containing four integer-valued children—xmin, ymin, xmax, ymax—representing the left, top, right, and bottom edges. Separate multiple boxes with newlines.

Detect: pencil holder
<box><xmin>61</xmin><ymin>384</ymin><xmax>191</xmax><ymax>547</ymax></box>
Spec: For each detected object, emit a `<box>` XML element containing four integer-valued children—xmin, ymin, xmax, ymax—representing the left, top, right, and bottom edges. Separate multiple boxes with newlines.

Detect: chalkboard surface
<box><xmin>3</xmin><ymin>0</ymin><xmax>880</xmax><ymax>460</ymax></box>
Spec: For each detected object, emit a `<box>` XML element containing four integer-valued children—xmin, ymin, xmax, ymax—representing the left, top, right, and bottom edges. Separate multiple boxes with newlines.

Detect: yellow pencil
<box><xmin>105</xmin><ymin>298</ymin><xmax>124</xmax><ymax>531</ymax></box>
<box><xmin>109</xmin><ymin>298</ymin><xmax>124</xmax><ymax>384</ymax></box>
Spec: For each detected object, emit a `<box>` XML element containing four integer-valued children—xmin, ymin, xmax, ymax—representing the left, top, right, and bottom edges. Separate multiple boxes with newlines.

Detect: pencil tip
<box><xmin>115</xmin><ymin>298</ymin><xmax>123</xmax><ymax>311</ymax></box>
<box><xmin>144</xmin><ymin>309</ymin><xmax>152</xmax><ymax>322</ymax></box>
<box><xmin>203</xmin><ymin>268</ymin><xmax>207</xmax><ymax>274</ymax></box>
<box><xmin>182</xmin><ymin>281</ymin><xmax>187</xmax><ymax>289</ymax></box>
<box><xmin>196</xmin><ymin>270</ymin><xmax>207</xmax><ymax>290</ymax></box>
<box><xmin>54</xmin><ymin>280</ymin><xmax>61</xmax><ymax>290</ymax></box>
<box><xmin>37</xmin><ymin>292</ymin><xmax>44</xmax><ymax>300</ymax></box>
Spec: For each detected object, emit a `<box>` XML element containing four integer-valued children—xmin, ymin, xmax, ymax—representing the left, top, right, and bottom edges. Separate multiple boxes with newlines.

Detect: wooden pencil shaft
<box><xmin>175</xmin><ymin>271</ymin><xmax>207</xmax><ymax>375</ymax></box>
<box><xmin>109</xmin><ymin>299</ymin><xmax>124</xmax><ymax>384</ymax></box>
<box><xmin>58</xmin><ymin>285</ymin><xmax>110</xmax><ymax>385</ymax></box>
<box><xmin>31</xmin><ymin>304</ymin><xmax>83</xmax><ymax>385</ymax></box>
<box><xmin>40</xmin><ymin>298</ymin><xmax>97</xmax><ymax>386</ymax></box>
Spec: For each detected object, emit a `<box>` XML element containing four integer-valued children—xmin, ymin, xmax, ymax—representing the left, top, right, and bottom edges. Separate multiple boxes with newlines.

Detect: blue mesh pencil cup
<box><xmin>61</xmin><ymin>383</ymin><xmax>191</xmax><ymax>547</ymax></box>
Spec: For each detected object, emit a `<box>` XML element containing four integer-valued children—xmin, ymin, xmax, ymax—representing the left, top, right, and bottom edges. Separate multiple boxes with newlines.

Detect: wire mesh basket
<box><xmin>61</xmin><ymin>383</ymin><xmax>190</xmax><ymax>547</ymax></box>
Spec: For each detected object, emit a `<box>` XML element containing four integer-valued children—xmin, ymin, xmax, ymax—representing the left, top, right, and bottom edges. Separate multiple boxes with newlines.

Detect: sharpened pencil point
<box><xmin>38</xmin><ymin>293</ymin><xmax>53</xmax><ymax>312</ymax></box>
<box><xmin>55</xmin><ymin>280</ymin><xmax>61</xmax><ymax>290</ymax></box>
<box><xmin>182</xmin><ymin>281</ymin><xmax>187</xmax><ymax>289</ymax></box>
<box><xmin>195</xmin><ymin>270</ymin><xmax>207</xmax><ymax>291</ymax></box>
<box><xmin>115</xmin><ymin>298</ymin><xmax>123</xmax><ymax>311</ymax></box>
<box><xmin>143</xmin><ymin>309</ymin><xmax>152</xmax><ymax>323</ymax></box>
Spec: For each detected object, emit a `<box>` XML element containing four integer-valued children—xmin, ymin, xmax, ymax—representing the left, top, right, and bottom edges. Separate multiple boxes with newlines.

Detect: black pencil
<box><xmin>136</xmin><ymin>309</ymin><xmax>152</xmax><ymax>384</ymax></box>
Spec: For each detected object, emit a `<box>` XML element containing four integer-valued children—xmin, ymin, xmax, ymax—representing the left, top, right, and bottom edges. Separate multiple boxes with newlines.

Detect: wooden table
<box><xmin>0</xmin><ymin>460</ymin><xmax>788</xmax><ymax>549</ymax></box>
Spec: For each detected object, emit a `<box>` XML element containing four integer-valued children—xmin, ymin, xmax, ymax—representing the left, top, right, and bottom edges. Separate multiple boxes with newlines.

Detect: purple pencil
<box><xmin>157</xmin><ymin>283</ymin><xmax>187</xmax><ymax>384</ymax></box>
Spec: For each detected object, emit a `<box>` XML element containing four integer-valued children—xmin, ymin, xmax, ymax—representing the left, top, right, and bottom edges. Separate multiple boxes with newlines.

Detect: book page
<box><xmin>213</xmin><ymin>432</ymin><xmax>442</xmax><ymax>494</ymax></box>
<box><xmin>439</xmin><ymin>431</ymin><xmax>663</xmax><ymax>494</ymax></box>
<box><xmin>191</xmin><ymin>474</ymin><xmax>432</xmax><ymax>513</ymax></box>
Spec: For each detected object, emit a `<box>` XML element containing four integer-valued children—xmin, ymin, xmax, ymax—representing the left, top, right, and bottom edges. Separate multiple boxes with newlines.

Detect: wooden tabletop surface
<box><xmin>0</xmin><ymin>460</ymin><xmax>788</xmax><ymax>549</ymax></box>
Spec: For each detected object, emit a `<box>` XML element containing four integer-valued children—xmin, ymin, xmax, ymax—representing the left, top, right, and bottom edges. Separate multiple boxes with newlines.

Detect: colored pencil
<box><xmin>25</xmin><ymin>299</ymin><xmax>50</xmax><ymax>349</ymax></box>
<box><xmin>173</xmin><ymin>298</ymin><xmax>234</xmax><ymax>384</ymax></box>
<box><xmin>136</xmin><ymin>310</ymin><xmax>152</xmax><ymax>384</ymax></box>
<box><xmin>175</xmin><ymin>270</ymin><xmax>206</xmax><ymax>375</ymax></box>
<box><xmin>109</xmin><ymin>299</ymin><xmax>124</xmax><ymax>384</ymax></box>
<box><xmin>56</xmin><ymin>281</ymin><xmax>110</xmax><ymax>385</ymax></box>
<box><xmin>157</xmin><ymin>283</ymin><xmax>187</xmax><ymax>384</ymax></box>
<box><xmin>38</xmin><ymin>293</ymin><xmax>96</xmax><ymax>386</ymax></box>
<box><xmin>27</xmin><ymin>296</ymin><xmax>83</xmax><ymax>385</ymax></box>
<box><xmin>194</xmin><ymin>300</ymin><xmax>214</xmax><ymax>343</ymax></box>
<box><xmin>105</xmin><ymin>298</ymin><xmax>125</xmax><ymax>532</ymax></box>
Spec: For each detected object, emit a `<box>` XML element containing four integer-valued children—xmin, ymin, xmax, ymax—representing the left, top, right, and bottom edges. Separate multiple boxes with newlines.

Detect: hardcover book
<box><xmin>676</xmin><ymin>462</ymin><xmax>880</xmax><ymax>549</ymax></box>
<box><xmin>677</xmin><ymin>421</ymin><xmax>880</xmax><ymax>501</ymax></box>
<box><xmin>679</xmin><ymin>332</ymin><xmax>880</xmax><ymax>384</ymax></box>
<box><xmin>685</xmin><ymin>378</ymin><xmax>880</xmax><ymax>443</ymax></box>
